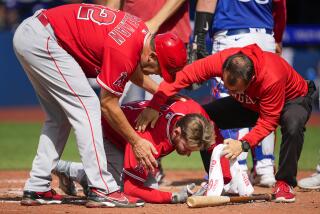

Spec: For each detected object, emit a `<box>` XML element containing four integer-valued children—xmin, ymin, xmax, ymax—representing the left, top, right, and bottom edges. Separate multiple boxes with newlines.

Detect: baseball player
<box><xmin>13</xmin><ymin>3</ymin><xmax>187</xmax><ymax>207</ymax></box>
<box><xmin>136</xmin><ymin>44</ymin><xmax>316</xmax><ymax>202</ymax></box>
<box><xmin>191</xmin><ymin>0</ymin><xmax>287</xmax><ymax>188</ymax></box>
<box><xmin>54</xmin><ymin>97</ymin><xmax>234</xmax><ymax>203</ymax></box>
<box><xmin>106</xmin><ymin>0</ymin><xmax>192</xmax><ymax>183</ymax></box>
<box><xmin>105</xmin><ymin>0</ymin><xmax>191</xmax><ymax>104</ymax></box>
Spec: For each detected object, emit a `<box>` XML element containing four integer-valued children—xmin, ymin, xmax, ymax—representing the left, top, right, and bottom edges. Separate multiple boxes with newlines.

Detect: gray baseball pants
<box><xmin>13</xmin><ymin>10</ymin><xmax>118</xmax><ymax>193</ymax></box>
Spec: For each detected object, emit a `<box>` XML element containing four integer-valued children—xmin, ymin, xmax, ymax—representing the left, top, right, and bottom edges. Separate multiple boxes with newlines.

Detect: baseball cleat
<box><xmin>21</xmin><ymin>189</ymin><xmax>64</xmax><ymax>206</ymax></box>
<box><xmin>53</xmin><ymin>160</ymin><xmax>77</xmax><ymax>196</ymax></box>
<box><xmin>298</xmin><ymin>173</ymin><xmax>320</xmax><ymax>190</ymax></box>
<box><xmin>86</xmin><ymin>188</ymin><xmax>145</xmax><ymax>208</ymax></box>
<box><xmin>273</xmin><ymin>181</ymin><xmax>295</xmax><ymax>203</ymax></box>
<box><xmin>79</xmin><ymin>176</ymin><xmax>89</xmax><ymax>197</ymax></box>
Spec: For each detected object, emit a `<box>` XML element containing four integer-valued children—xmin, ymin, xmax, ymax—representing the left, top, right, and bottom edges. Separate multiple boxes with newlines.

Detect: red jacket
<box><xmin>148</xmin><ymin>44</ymin><xmax>308</xmax><ymax>147</ymax></box>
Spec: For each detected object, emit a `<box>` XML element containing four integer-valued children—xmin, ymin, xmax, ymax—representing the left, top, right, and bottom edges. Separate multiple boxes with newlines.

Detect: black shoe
<box><xmin>21</xmin><ymin>189</ymin><xmax>63</xmax><ymax>206</ymax></box>
<box><xmin>86</xmin><ymin>188</ymin><xmax>145</xmax><ymax>208</ymax></box>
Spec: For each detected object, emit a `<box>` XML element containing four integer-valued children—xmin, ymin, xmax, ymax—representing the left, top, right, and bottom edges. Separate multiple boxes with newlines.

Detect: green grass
<box><xmin>0</xmin><ymin>122</ymin><xmax>319</xmax><ymax>170</ymax></box>
<box><xmin>0</xmin><ymin>122</ymin><xmax>80</xmax><ymax>170</ymax></box>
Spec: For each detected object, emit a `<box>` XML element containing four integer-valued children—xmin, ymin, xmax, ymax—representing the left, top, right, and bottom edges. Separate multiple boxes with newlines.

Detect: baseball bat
<box><xmin>187</xmin><ymin>194</ymin><xmax>273</xmax><ymax>208</ymax></box>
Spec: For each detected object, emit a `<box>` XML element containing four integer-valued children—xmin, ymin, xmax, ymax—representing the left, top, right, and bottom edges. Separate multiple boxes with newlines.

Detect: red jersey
<box><xmin>102</xmin><ymin>98</ymin><xmax>223</xmax><ymax>203</ymax></box>
<box><xmin>148</xmin><ymin>44</ymin><xmax>308</xmax><ymax>147</ymax></box>
<box><xmin>123</xmin><ymin>0</ymin><xmax>191</xmax><ymax>43</ymax></box>
<box><xmin>44</xmin><ymin>4</ymin><xmax>148</xmax><ymax>96</ymax></box>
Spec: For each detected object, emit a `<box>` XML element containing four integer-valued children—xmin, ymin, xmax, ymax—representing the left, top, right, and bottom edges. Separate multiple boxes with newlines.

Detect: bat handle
<box><xmin>229</xmin><ymin>194</ymin><xmax>273</xmax><ymax>203</ymax></box>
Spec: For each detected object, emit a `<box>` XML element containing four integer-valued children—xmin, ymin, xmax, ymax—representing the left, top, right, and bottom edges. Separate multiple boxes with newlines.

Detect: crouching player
<box><xmin>54</xmin><ymin>97</ymin><xmax>225</xmax><ymax>203</ymax></box>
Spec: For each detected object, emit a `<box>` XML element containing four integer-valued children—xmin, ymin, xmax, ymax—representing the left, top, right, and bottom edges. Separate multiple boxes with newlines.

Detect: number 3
<box><xmin>77</xmin><ymin>5</ymin><xmax>116</xmax><ymax>25</ymax></box>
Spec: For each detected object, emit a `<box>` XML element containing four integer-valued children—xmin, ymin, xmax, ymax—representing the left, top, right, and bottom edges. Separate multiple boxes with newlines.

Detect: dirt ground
<box><xmin>0</xmin><ymin>170</ymin><xmax>319</xmax><ymax>214</ymax></box>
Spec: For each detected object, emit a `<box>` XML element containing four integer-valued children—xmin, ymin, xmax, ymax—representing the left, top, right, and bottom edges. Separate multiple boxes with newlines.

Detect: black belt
<box><xmin>37</xmin><ymin>12</ymin><xmax>49</xmax><ymax>27</ymax></box>
<box><xmin>226</xmin><ymin>28</ymin><xmax>273</xmax><ymax>36</ymax></box>
<box><xmin>307</xmin><ymin>80</ymin><xmax>316</xmax><ymax>97</ymax></box>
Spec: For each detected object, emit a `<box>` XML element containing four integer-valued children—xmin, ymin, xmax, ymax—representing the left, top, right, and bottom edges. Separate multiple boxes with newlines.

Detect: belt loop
<box><xmin>37</xmin><ymin>13</ymin><xmax>49</xmax><ymax>27</ymax></box>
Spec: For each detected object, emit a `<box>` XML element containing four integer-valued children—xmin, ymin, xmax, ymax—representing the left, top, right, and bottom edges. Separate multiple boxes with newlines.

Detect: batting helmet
<box><xmin>154</xmin><ymin>33</ymin><xmax>187</xmax><ymax>83</ymax></box>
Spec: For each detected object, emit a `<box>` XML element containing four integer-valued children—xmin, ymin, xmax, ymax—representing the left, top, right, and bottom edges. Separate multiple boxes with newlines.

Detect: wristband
<box><xmin>194</xmin><ymin>11</ymin><xmax>213</xmax><ymax>36</ymax></box>
<box><xmin>240</xmin><ymin>140</ymin><xmax>250</xmax><ymax>152</ymax></box>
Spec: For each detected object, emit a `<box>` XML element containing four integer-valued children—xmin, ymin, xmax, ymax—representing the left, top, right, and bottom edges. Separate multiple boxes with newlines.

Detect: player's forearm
<box><xmin>241</xmin><ymin>83</ymin><xmax>285</xmax><ymax>146</ymax></box>
<box><xmin>148</xmin><ymin>56</ymin><xmax>218</xmax><ymax>111</ymax></box>
<box><xmin>241</xmin><ymin>120</ymin><xmax>276</xmax><ymax>147</ymax></box>
<box><xmin>147</xmin><ymin>0</ymin><xmax>186</xmax><ymax>32</ymax></box>
<box><xmin>100</xmin><ymin>94</ymin><xmax>140</xmax><ymax>146</ymax></box>
<box><xmin>141</xmin><ymin>75</ymin><xmax>159</xmax><ymax>95</ymax></box>
<box><xmin>132</xmin><ymin>74</ymin><xmax>159</xmax><ymax>95</ymax></box>
<box><xmin>272</xmin><ymin>0</ymin><xmax>287</xmax><ymax>43</ymax></box>
<box><xmin>240</xmin><ymin>108</ymin><xmax>280</xmax><ymax>147</ymax></box>
<box><xmin>196</xmin><ymin>0</ymin><xmax>217</xmax><ymax>13</ymax></box>
<box><xmin>124</xmin><ymin>176</ymin><xmax>172</xmax><ymax>203</ymax></box>
<box><xmin>130</xmin><ymin>66</ymin><xmax>159</xmax><ymax>94</ymax></box>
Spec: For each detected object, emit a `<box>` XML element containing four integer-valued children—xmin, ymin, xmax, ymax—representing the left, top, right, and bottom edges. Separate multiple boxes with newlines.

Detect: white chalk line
<box><xmin>0</xmin><ymin>179</ymin><xmax>25</xmax><ymax>184</ymax></box>
<box><xmin>0</xmin><ymin>200</ymin><xmax>20</xmax><ymax>203</ymax></box>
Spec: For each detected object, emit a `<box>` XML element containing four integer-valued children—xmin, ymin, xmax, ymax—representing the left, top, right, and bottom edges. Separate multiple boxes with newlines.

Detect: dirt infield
<box><xmin>0</xmin><ymin>170</ymin><xmax>319</xmax><ymax>214</ymax></box>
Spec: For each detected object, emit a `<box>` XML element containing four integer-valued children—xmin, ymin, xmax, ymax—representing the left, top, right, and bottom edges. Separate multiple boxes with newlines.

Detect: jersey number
<box><xmin>77</xmin><ymin>5</ymin><xmax>116</xmax><ymax>25</ymax></box>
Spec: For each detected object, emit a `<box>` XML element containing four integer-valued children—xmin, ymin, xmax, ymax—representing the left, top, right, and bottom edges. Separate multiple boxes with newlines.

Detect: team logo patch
<box><xmin>113</xmin><ymin>72</ymin><xmax>128</xmax><ymax>88</ymax></box>
<box><xmin>134</xmin><ymin>163</ymin><xmax>145</xmax><ymax>174</ymax></box>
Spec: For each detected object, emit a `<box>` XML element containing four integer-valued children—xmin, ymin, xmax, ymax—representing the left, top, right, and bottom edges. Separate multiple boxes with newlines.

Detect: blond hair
<box><xmin>176</xmin><ymin>113</ymin><xmax>215</xmax><ymax>150</ymax></box>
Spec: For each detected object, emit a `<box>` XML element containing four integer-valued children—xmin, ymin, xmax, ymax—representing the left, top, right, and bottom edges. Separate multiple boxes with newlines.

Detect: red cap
<box><xmin>154</xmin><ymin>33</ymin><xmax>187</xmax><ymax>82</ymax></box>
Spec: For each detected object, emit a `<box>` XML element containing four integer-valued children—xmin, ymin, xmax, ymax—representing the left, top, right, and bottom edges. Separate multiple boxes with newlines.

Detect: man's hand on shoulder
<box><xmin>135</xmin><ymin>107</ymin><xmax>160</xmax><ymax>132</ymax></box>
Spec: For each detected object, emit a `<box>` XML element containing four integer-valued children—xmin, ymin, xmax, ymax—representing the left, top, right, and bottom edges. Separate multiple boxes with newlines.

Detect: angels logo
<box><xmin>113</xmin><ymin>72</ymin><xmax>128</xmax><ymax>88</ymax></box>
<box><xmin>134</xmin><ymin>163</ymin><xmax>145</xmax><ymax>174</ymax></box>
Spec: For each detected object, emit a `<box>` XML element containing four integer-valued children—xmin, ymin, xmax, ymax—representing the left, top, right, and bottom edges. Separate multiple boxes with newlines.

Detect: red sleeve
<box><xmin>272</xmin><ymin>0</ymin><xmax>287</xmax><ymax>43</ymax></box>
<box><xmin>220</xmin><ymin>156</ymin><xmax>232</xmax><ymax>184</ymax></box>
<box><xmin>148</xmin><ymin>53</ymin><xmax>223</xmax><ymax>111</ymax></box>
<box><xmin>124</xmin><ymin>175</ymin><xmax>172</xmax><ymax>203</ymax></box>
<box><xmin>97</xmin><ymin>48</ymin><xmax>134</xmax><ymax>96</ymax></box>
<box><xmin>241</xmin><ymin>82</ymin><xmax>285</xmax><ymax>147</ymax></box>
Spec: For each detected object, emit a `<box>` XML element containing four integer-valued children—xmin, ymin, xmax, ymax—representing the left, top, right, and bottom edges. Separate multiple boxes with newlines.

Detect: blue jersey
<box><xmin>213</xmin><ymin>0</ymin><xmax>273</xmax><ymax>32</ymax></box>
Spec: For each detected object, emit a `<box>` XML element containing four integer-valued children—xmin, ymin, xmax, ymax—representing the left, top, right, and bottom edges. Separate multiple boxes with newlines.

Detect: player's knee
<box><xmin>283</xmin><ymin>119</ymin><xmax>304</xmax><ymax>137</ymax></box>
